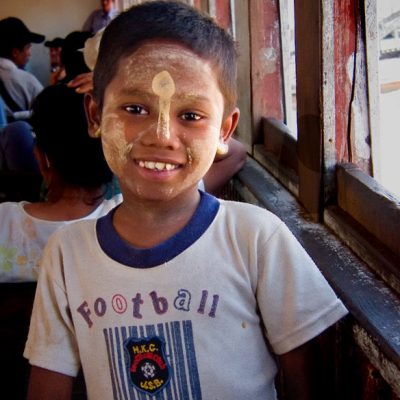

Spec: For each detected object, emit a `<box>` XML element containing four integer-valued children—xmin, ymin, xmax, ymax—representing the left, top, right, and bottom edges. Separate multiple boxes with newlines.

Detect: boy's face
<box><xmin>89</xmin><ymin>41</ymin><xmax>238</xmax><ymax>203</ymax></box>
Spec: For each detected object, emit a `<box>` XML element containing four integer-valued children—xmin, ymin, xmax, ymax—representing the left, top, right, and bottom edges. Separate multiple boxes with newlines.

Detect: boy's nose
<box><xmin>140</xmin><ymin>117</ymin><xmax>180</xmax><ymax>149</ymax></box>
<box><xmin>152</xmin><ymin>71</ymin><xmax>175</xmax><ymax>140</ymax></box>
<box><xmin>156</xmin><ymin>104</ymin><xmax>171</xmax><ymax>139</ymax></box>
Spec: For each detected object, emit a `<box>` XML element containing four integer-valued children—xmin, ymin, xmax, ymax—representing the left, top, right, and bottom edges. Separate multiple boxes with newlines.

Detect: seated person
<box><xmin>0</xmin><ymin>120</ymin><xmax>39</xmax><ymax>174</ymax></box>
<box><xmin>83</xmin><ymin>0</ymin><xmax>119</xmax><ymax>34</ymax></box>
<box><xmin>59</xmin><ymin>30</ymin><xmax>93</xmax><ymax>84</ymax></box>
<box><xmin>0</xmin><ymin>17</ymin><xmax>45</xmax><ymax>122</ymax></box>
<box><xmin>0</xmin><ymin>96</ymin><xmax>7</xmax><ymax>127</ymax></box>
<box><xmin>0</xmin><ymin>83</ymin><xmax>121</xmax><ymax>400</ymax></box>
<box><xmin>44</xmin><ymin>37</ymin><xmax>66</xmax><ymax>85</ymax></box>
<box><xmin>0</xmin><ymin>84</ymin><xmax>121</xmax><ymax>283</ymax></box>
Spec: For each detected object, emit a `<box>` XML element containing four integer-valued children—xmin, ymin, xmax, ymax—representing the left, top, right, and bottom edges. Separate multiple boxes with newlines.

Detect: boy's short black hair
<box><xmin>93</xmin><ymin>0</ymin><xmax>237</xmax><ymax>114</ymax></box>
<box><xmin>30</xmin><ymin>84</ymin><xmax>113</xmax><ymax>188</ymax></box>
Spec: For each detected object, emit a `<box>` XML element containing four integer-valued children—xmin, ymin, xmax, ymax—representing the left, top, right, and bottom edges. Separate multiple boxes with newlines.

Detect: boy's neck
<box><xmin>112</xmin><ymin>190</ymin><xmax>201</xmax><ymax>249</ymax></box>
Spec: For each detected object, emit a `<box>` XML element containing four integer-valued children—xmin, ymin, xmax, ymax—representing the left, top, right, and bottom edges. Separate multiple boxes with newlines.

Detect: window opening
<box><xmin>376</xmin><ymin>0</ymin><xmax>400</xmax><ymax>198</ymax></box>
<box><xmin>279</xmin><ymin>0</ymin><xmax>297</xmax><ymax>137</ymax></box>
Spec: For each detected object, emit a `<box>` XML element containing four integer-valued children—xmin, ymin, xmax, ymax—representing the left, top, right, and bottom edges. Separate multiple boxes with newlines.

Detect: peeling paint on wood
<box><xmin>250</xmin><ymin>0</ymin><xmax>283</xmax><ymax>138</ymax></box>
<box><xmin>334</xmin><ymin>0</ymin><xmax>357</xmax><ymax>163</ymax></box>
<box><xmin>353</xmin><ymin>324</ymin><xmax>400</xmax><ymax>398</ymax></box>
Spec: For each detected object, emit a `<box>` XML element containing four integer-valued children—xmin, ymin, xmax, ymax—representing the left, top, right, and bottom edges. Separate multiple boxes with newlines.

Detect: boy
<box><xmin>25</xmin><ymin>2</ymin><xmax>347</xmax><ymax>399</ymax></box>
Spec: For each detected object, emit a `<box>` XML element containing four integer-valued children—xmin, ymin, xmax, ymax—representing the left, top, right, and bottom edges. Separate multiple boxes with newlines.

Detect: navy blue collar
<box><xmin>96</xmin><ymin>191</ymin><xmax>219</xmax><ymax>268</ymax></box>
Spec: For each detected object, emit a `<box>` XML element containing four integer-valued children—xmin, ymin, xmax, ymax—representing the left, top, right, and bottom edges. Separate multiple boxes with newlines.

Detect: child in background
<box><xmin>0</xmin><ymin>84</ymin><xmax>120</xmax><ymax>283</ymax></box>
<box><xmin>0</xmin><ymin>84</ymin><xmax>121</xmax><ymax>400</ymax></box>
<box><xmin>25</xmin><ymin>2</ymin><xmax>347</xmax><ymax>399</ymax></box>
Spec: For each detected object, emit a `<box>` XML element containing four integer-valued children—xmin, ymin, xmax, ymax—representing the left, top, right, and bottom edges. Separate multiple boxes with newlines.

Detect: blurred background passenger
<box><xmin>44</xmin><ymin>37</ymin><xmax>66</xmax><ymax>85</ymax></box>
<box><xmin>0</xmin><ymin>84</ymin><xmax>120</xmax><ymax>284</ymax></box>
<box><xmin>0</xmin><ymin>96</ymin><xmax>7</xmax><ymax>128</ymax></box>
<box><xmin>0</xmin><ymin>83</ymin><xmax>121</xmax><ymax>399</ymax></box>
<box><xmin>0</xmin><ymin>121</ymin><xmax>39</xmax><ymax>174</ymax></box>
<box><xmin>82</xmin><ymin>0</ymin><xmax>118</xmax><ymax>34</ymax></box>
<box><xmin>0</xmin><ymin>17</ymin><xmax>44</xmax><ymax>122</ymax></box>
<box><xmin>59</xmin><ymin>30</ymin><xmax>93</xmax><ymax>84</ymax></box>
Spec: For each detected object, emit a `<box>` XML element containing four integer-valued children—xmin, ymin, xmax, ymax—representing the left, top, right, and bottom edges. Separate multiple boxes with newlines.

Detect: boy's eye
<box><xmin>124</xmin><ymin>105</ymin><xmax>148</xmax><ymax>115</ymax></box>
<box><xmin>181</xmin><ymin>112</ymin><xmax>202</xmax><ymax>121</ymax></box>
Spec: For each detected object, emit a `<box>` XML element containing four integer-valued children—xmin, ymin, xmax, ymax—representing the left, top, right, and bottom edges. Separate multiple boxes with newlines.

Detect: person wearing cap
<box><xmin>44</xmin><ymin>37</ymin><xmax>66</xmax><ymax>85</ymax></box>
<box><xmin>58</xmin><ymin>31</ymin><xmax>93</xmax><ymax>84</ymax></box>
<box><xmin>82</xmin><ymin>0</ymin><xmax>119</xmax><ymax>34</ymax></box>
<box><xmin>0</xmin><ymin>17</ymin><xmax>45</xmax><ymax>122</ymax></box>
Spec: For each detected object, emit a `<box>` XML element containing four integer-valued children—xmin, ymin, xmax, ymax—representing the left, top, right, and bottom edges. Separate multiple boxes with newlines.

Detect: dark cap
<box><xmin>62</xmin><ymin>31</ymin><xmax>93</xmax><ymax>52</ymax></box>
<box><xmin>0</xmin><ymin>17</ymin><xmax>45</xmax><ymax>45</ymax></box>
<box><xmin>45</xmin><ymin>37</ymin><xmax>65</xmax><ymax>48</ymax></box>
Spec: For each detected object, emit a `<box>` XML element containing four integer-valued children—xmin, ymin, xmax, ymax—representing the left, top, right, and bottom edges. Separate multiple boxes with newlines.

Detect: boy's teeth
<box><xmin>139</xmin><ymin>161</ymin><xmax>177</xmax><ymax>171</ymax></box>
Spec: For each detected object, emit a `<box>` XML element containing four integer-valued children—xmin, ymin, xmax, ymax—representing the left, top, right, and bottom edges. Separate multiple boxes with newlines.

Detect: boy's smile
<box><xmin>93</xmin><ymin>41</ymin><xmax>236</xmax><ymax>205</ymax></box>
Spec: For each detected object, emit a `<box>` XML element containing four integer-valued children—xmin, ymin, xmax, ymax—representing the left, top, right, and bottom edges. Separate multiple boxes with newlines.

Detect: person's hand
<box><xmin>67</xmin><ymin>72</ymin><xmax>94</xmax><ymax>94</ymax></box>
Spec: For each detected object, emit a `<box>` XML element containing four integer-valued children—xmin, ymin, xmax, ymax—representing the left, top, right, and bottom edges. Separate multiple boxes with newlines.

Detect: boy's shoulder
<box><xmin>46</xmin><ymin>196</ymin><xmax>122</xmax><ymax>242</ymax></box>
<box><xmin>215</xmin><ymin>199</ymin><xmax>285</xmax><ymax>239</ymax></box>
<box><xmin>218</xmin><ymin>199</ymin><xmax>282</xmax><ymax>224</ymax></box>
<box><xmin>47</xmin><ymin>217</ymin><xmax>97</xmax><ymax>245</ymax></box>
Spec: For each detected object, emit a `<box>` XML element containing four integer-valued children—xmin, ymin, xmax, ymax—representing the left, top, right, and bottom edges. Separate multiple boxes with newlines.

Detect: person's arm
<box><xmin>67</xmin><ymin>72</ymin><xmax>94</xmax><ymax>94</ymax></box>
<box><xmin>278</xmin><ymin>340</ymin><xmax>316</xmax><ymax>400</ymax></box>
<box><xmin>27</xmin><ymin>366</ymin><xmax>74</xmax><ymax>400</ymax></box>
<box><xmin>277</xmin><ymin>329</ymin><xmax>335</xmax><ymax>400</ymax></box>
<box><xmin>203</xmin><ymin>137</ymin><xmax>247</xmax><ymax>196</ymax></box>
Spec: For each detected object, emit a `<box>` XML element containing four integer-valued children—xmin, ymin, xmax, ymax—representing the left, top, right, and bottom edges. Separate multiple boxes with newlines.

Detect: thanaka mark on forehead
<box><xmin>118</xmin><ymin>88</ymin><xmax>155</xmax><ymax>99</ymax></box>
<box><xmin>152</xmin><ymin>71</ymin><xmax>176</xmax><ymax>139</ymax></box>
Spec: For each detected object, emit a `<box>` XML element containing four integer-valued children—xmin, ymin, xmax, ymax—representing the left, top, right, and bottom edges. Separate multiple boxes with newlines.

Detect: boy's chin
<box><xmin>123</xmin><ymin>184</ymin><xmax>201</xmax><ymax>204</ymax></box>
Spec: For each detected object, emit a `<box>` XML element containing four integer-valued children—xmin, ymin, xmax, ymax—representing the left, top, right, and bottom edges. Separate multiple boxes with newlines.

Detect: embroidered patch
<box><xmin>125</xmin><ymin>336</ymin><xmax>171</xmax><ymax>395</ymax></box>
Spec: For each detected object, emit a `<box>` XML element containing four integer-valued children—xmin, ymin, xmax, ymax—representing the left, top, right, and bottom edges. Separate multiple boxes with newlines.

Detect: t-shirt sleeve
<box><xmin>23</xmin><ymin>231</ymin><xmax>81</xmax><ymax>376</ymax></box>
<box><xmin>256</xmin><ymin>222</ymin><xmax>348</xmax><ymax>355</ymax></box>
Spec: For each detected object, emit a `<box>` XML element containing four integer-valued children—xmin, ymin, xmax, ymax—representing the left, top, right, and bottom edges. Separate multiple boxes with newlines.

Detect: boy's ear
<box><xmin>84</xmin><ymin>92</ymin><xmax>101</xmax><ymax>138</ymax></box>
<box><xmin>220</xmin><ymin>107</ymin><xmax>240</xmax><ymax>142</ymax></box>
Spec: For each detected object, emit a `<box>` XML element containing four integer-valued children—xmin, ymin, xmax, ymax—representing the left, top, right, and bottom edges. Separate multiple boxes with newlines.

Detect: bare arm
<box><xmin>67</xmin><ymin>72</ymin><xmax>94</xmax><ymax>94</ymax></box>
<box><xmin>278</xmin><ymin>341</ymin><xmax>319</xmax><ymax>400</ymax></box>
<box><xmin>203</xmin><ymin>137</ymin><xmax>247</xmax><ymax>196</ymax></box>
<box><xmin>27</xmin><ymin>366</ymin><xmax>74</xmax><ymax>400</ymax></box>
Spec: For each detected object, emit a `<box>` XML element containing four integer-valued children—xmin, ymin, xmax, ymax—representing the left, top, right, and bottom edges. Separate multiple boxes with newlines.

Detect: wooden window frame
<box><xmin>228</xmin><ymin>0</ymin><xmax>400</xmax><ymax>395</ymax></box>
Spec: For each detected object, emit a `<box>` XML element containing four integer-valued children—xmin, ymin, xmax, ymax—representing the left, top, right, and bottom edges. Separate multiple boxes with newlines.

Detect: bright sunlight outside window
<box><xmin>280</xmin><ymin>0</ymin><xmax>297</xmax><ymax>138</ymax></box>
<box><xmin>377</xmin><ymin>0</ymin><xmax>400</xmax><ymax>199</ymax></box>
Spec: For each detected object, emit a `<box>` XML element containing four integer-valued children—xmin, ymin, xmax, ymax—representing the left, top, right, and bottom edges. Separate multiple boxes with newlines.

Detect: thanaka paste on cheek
<box><xmin>186</xmin><ymin>147</ymin><xmax>193</xmax><ymax>165</ymax></box>
<box><xmin>99</xmin><ymin>113</ymin><xmax>128</xmax><ymax>176</ymax></box>
<box><xmin>151</xmin><ymin>71</ymin><xmax>175</xmax><ymax>139</ymax></box>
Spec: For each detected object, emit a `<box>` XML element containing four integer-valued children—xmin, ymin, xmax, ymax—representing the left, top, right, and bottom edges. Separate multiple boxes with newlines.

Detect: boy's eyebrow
<box><xmin>118</xmin><ymin>88</ymin><xmax>154</xmax><ymax>98</ymax></box>
<box><xmin>117</xmin><ymin>88</ymin><xmax>212</xmax><ymax>104</ymax></box>
<box><xmin>174</xmin><ymin>93</ymin><xmax>212</xmax><ymax>103</ymax></box>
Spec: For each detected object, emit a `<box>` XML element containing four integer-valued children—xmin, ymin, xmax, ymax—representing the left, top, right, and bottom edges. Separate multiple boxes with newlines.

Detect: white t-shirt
<box><xmin>0</xmin><ymin>194</ymin><xmax>122</xmax><ymax>282</ymax></box>
<box><xmin>25</xmin><ymin>193</ymin><xmax>347</xmax><ymax>399</ymax></box>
